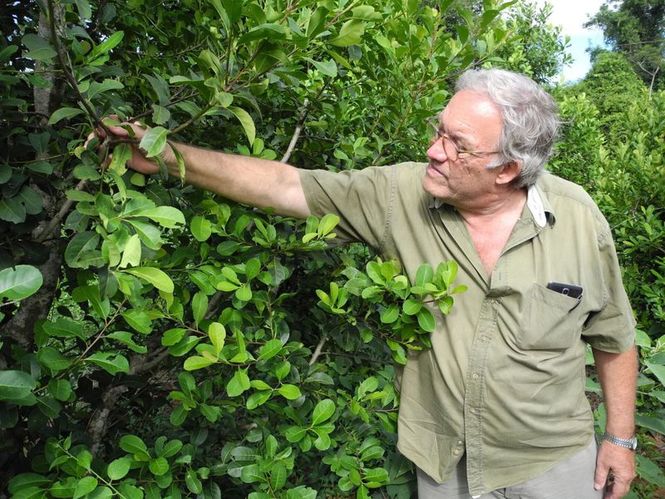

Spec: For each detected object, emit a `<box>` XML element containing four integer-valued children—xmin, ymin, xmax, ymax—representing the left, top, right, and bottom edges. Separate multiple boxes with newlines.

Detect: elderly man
<box><xmin>99</xmin><ymin>69</ymin><xmax>637</xmax><ymax>498</ymax></box>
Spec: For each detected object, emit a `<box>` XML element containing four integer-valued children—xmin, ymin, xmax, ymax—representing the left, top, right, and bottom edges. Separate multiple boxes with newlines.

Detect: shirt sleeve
<box><xmin>582</xmin><ymin>216</ymin><xmax>636</xmax><ymax>353</ymax></box>
<box><xmin>298</xmin><ymin>165</ymin><xmax>397</xmax><ymax>250</ymax></box>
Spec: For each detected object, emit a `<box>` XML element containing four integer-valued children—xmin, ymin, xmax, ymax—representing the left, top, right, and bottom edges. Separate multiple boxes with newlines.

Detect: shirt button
<box><xmin>457</xmin><ymin>440</ymin><xmax>463</xmax><ymax>446</ymax></box>
<box><xmin>472</xmin><ymin>373</ymin><xmax>480</xmax><ymax>380</ymax></box>
<box><xmin>453</xmin><ymin>448</ymin><xmax>462</xmax><ymax>456</ymax></box>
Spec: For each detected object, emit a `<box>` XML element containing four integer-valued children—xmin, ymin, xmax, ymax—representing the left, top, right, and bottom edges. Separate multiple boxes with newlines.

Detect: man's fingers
<box><xmin>594</xmin><ymin>464</ymin><xmax>608</xmax><ymax>492</ymax></box>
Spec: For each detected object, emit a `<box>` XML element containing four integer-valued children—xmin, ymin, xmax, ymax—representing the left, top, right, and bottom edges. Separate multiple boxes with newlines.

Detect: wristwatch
<box><xmin>602</xmin><ymin>432</ymin><xmax>638</xmax><ymax>451</ymax></box>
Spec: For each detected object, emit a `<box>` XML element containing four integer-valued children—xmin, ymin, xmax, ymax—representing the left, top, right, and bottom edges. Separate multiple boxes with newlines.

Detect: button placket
<box><xmin>464</xmin><ymin>297</ymin><xmax>496</xmax><ymax>496</ymax></box>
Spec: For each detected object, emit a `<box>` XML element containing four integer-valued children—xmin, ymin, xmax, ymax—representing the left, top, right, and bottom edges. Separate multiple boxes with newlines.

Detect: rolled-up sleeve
<box><xmin>582</xmin><ymin>218</ymin><xmax>636</xmax><ymax>353</ymax></box>
<box><xmin>299</xmin><ymin>166</ymin><xmax>397</xmax><ymax>250</ymax></box>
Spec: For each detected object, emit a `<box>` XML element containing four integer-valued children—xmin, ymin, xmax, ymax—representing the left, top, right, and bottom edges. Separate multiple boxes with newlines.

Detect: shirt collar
<box><xmin>428</xmin><ymin>182</ymin><xmax>556</xmax><ymax>227</ymax></box>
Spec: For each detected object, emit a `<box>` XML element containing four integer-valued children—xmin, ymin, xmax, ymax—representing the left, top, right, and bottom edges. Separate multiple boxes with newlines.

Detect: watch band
<box><xmin>602</xmin><ymin>432</ymin><xmax>638</xmax><ymax>451</ymax></box>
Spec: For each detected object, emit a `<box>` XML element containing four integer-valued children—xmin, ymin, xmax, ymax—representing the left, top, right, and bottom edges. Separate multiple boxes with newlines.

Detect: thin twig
<box><xmin>309</xmin><ymin>334</ymin><xmax>328</xmax><ymax>365</ymax></box>
<box><xmin>35</xmin><ymin>179</ymin><xmax>87</xmax><ymax>243</ymax></box>
<box><xmin>280</xmin><ymin>99</ymin><xmax>310</xmax><ymax>163</ymax></box>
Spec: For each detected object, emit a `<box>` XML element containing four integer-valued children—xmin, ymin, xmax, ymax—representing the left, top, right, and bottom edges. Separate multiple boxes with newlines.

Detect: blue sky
<box><xmin>534</xmin><ymin>0</ymin><xmax>608</xmax><ymax>82</ymax></box>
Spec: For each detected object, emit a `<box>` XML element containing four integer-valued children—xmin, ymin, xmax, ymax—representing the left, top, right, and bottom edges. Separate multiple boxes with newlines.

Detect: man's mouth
<box><xmin>427</xmin><ymin>162</ymin><xmax>445</xmax><ymax>177</ymax></box>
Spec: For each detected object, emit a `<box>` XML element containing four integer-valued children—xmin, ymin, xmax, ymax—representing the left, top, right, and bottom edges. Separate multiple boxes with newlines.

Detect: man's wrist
<box><xmin>602</xmin><ymin>431</ymin><xmax>638</xmax><ymax>451</ymax></box>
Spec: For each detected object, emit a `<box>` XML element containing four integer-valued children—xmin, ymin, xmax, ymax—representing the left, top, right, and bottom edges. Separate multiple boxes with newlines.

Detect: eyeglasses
<box><xmin>428</xmin><ymin>118</ymin><xmax>501</xmax><ymax>161</ymax></box>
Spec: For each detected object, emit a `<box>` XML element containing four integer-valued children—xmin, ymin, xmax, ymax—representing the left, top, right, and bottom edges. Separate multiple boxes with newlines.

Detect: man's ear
<box><xmin>495</xmin><ymin>160</ymin><xmax>521</xmax><ymax>186</ymax></box>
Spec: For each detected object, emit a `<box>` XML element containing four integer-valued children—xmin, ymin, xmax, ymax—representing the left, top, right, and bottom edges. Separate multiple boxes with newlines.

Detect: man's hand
<box><xmin>594</xmin><ymin>440</ymin><xmax>636</xmax><ymax>498</ymax></box>
<box><xmin>88</xmin><ymin>119</ymin><xmax>165</xmax><ymax>175</ymax></box>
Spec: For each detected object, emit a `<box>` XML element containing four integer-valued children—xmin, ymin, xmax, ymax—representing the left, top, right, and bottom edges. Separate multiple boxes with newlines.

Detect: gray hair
<box><xmin>455</xmin><ymin>68</ymin><xmax>560</xmax><ymax>187</ymax></box>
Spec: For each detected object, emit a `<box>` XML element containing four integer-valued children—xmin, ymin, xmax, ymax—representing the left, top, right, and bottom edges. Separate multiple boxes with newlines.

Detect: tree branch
<box><xmin>309</xmin><ymin>334</ymin><xmax>328</xmax><ymax>365</ymax></box>
<box><xmin>281</xmin><ymin>99</ymin><xmax>310</xmax><ymax>164</ymax></box>
<box><xmin>47</xmin><ymin>0</ymin><xmax>111</xmax><ymax>135</ymax></box>
<box><xmin>35</xmin><ymin>179</ymin><xmax>87</xmax><ymax>243</ymax></box>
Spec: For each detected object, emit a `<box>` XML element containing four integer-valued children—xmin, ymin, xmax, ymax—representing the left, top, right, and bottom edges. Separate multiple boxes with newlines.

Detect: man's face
<box><xmin>422</xmin><ymin>89</ymin><xmax>505</xmax><ymax>209</ymax></box>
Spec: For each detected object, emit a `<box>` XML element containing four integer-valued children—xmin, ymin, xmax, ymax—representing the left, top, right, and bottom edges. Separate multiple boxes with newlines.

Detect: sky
<box><xmin>533</xmin><ymin>0</ymin><xmax>608</xmax><ymax>82</ymax></box>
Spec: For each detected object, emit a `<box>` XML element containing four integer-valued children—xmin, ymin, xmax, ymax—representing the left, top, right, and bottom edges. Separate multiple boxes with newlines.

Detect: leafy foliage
<box><xmin>1</xmin><ymin>0</ymin><xmax>519</xmax><ymax>496</ymax></box>
<box><xmin>552</xmin><ymin>53</ymin><xmax>665</xmax><ymax>497</ymax></box>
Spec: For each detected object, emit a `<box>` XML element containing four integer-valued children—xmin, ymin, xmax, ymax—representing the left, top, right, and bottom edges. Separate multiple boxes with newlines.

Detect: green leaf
<box><xmin>73</xmin><ymin>476</ymin><xmax>98</xmax><ymax>499</ymax></box>
<box><xmin>191</xmin><ymin>216</ymin><xmax>212</xmax><ymax>242</ymax></box>
<box><xmin>132</xmin><ymin>206</ymin><xmax>185</xmax><ymax>228</ymax></box>
<box><xmin>318</xmin><ymin>213</ymin><xmax>340</xmax><ymax>236</ymax></box>
<box><xmin>415</xmin><ymin>264</ymin><xmax>434</xmax><ymax>286</ymax></box>
<box><xmin>277</xmin><ymin>384</ymin><xmax>301</xmax><ymax>400</ymax></box>
<box><xmin>37</xmin><ymin>347</ymin><xmax>72</xmax><ymax>372</ymax></box>
<box><xmin>119</xmin><ymin>234</ymin><xmax>142</xmax><ymax>269</ymax></box>
<box><xmin>65</xmin><ymin>231</ymin><xmax>102</xmax><ymax>268</ymax></box>
<box><xmin>192</xmin><ymin>291</ymin><xmax>209</xmax><ymax>325</ymax></box>
<box><xmin>417</xmin><ymin>307</ymin><xmax>436</xmax><ymax>333</ymax></box>
<box><xmin>229</xmin><ymin>107</ymin><xmax>255</xmax><ymax>146</ymax></box>
<box><xmin>286</xmin><ymin>487</ymin><xmax>317</xmax><ymax>499</ymax></box>
<box><xmin>87</xmin><ymin>79</ymin><xmax>124</xmax><ymax>100</ymax></box>
<box><xmin>270</xmin><ymin>462</ymin><xmax>287</xmax><ymax>490</ymax></box>
<box><xmin>8</xmin><ymin>473</ymin><xmax>50</xmax><ymax>494</ymax></box>
<box><xmin>258</xmin><ymin>339</ymin><xmax>282</xmax><ymax>361</ymax></box>
<box><xmin>402</xmin><ymin>298</ymin><xmax>422</xmax><ymax>315</ymax></box>
<box><xmin>284</xmin><ymin>426</ymin><xmax>307</xmax><ymax>443</ymax></box>
<box><xmin>311</xmin><ymin>398</ymin><xmax>335</xmax><ymax>426</ymax></box>
<box><xmin>109</xmin><ymin>143</ymin><xmax>132</xmax><ymax>176</ymax></box>
<box><xmin>235</xmin><ymin>283</ymin><xmax>252</xmax><ymax>301</ymax></box>
<box><xmin>636</xmin><ymin>415</ymin><xmax>665</xmax><ymax>435</ymax></box>
<box><xmin>309</xmin><ymin>58</ymin><xmax>337</xmax><ymax>77</ymax></box>
<box><xmin>48</xmin><ymin>107</ymin><xmax>85</xmax><ymax>125</ymax></box>
<box><xmin>0</xmin><ymin>197</ymin><xmax>26</xmax><ymax>223</ymax></box>
<box><xmin>127</xmin><ymin>220</ymin><xmax>163</xmax><ymax>250</ymax></box>
<box><xmin>119</xmin><ymin>435</ymin><xmax>150</xmax><ymax>460</ymax></box>
<box><xmin>149</xmin><ymin>457</ymin><xmax>169</xmax><ymax>476</ymax></box>
<box><xmin>151</xmin><ymin>104</ymin><xmax>171</xmax><ymax>125</ymax></box>
<box><xmin>139</xmin><ymin>126</ymin><xmax>169</xmax><ymax>158</ymax></box>
<box><xmin>107</xmin><ymin>331</ymin><xmax>148</xmax><ymax>354</ymax></box>
<box><xmin>227</xmin><ymin>369</ymin><xmax>251</xmax><ymax>397</ymax></box>
<box><xmin>330</xmin><ymin>20</ymin><xmax>365</xmax><ymax>47</ymax></box>
<box><xmin>185</xmin><ymin>469</ymin><xmax>203</xmax><ymax>494</ymax></box>
<box><xmin>645</xmin><ymin>361</ymin><xmax>665</xmax><ymax>387</ymax></box>
<box><xmin>89</xmin><ymin>31</ymin><xmax>124</xmax><ymax>61</ymax></box>
<box><xmin>380</xmin><ymin>304</ymin><xmax>399</xmax><ymax>324</ymax></box>
<box><xmin>246</xmin><ymin>391</ymin><xmax>271</xmax><ymax>410</ymax></box>
<box><xmin>208</xmin><ymin>322</ymin><xmax>226</xmax><ymax>354</ymax></box>
<box><xmin>26</xmin><ymin>160</ymin><xmax>53</xmax><ymax>175</ymax></box>
<box><xmin>0</xmin><ymin>265</ymin><xmax>43</xmax><ymax>301</ymax></box>
<box><xmin>22</xmin><ymin>34</ymin><xmax>57</xmax><ymax>62</ymax></box>
<box><xmin>237</xmin><ymin>23</ymin><xmax>288</xmax><ymax>44</ymax></box>
<box><xmin>74</xmin><ymin>0</ymin><xmax>92</xmax><ymax>20</ymax></box>
<box><xmin>184</xmin><ymin>355</ymin><xmax>216</xmax><ymax>371</ymax></box>
<box><xmin>162</xmin><ymin>328</ymin><xmax>186</xmax><ymax>346</ymax></box>
<box><xmin>85</xmin><ymin>352</ymin><xmax>130</xmax><ymax>375</ymax></box>
<box><xmin>121</xmin><ymin>309</ymin><xmax>152</xmax><ymax>334</ymax></box>
<box><xmin>47</xmin><ymin>379</ymin><xmax>73</xmax><ymax>401</ymax></box>
<box><xmin>636</xmin><ymin>455</ymin><xmax>665</xmax><ymax>488</ymax></box>
<box><xmin>124</xmin><ymin>267</ymin><xmax>174</xmax><ymax>293</ymax></box>
<box><xmin>0</xmin><ymin>370</ymin><xmax>36</xmax><ymax>401</ymax></box>
<box><xmin>107</xmin><ymin>456</ymin><xmax>132</xmax><ymax>480</ymax></box>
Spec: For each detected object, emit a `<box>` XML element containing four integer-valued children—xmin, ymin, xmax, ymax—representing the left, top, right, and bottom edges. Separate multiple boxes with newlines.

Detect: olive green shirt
<box><xmin>299</xmin><ymin>162</ymin><xmax>635</xmax><ymax>496</ymax></box>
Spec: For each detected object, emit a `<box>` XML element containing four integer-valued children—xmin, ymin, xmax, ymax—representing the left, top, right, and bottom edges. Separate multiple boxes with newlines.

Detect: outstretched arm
<box><xmin>592</xmin><ymin>345</ymin><xmax>638</xmax><ymax>499</ymax></box>
<box><xmin>97</xmin><ymin>122</ymin><xmax>311</xmax><ymax>219</ymax></box>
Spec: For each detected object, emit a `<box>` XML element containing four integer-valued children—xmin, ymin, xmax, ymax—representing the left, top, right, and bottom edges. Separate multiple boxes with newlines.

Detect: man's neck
<box><xmin>457</xmin><ymin>186</ymin><xmax>527</xmax><ymax>224</ymax></box>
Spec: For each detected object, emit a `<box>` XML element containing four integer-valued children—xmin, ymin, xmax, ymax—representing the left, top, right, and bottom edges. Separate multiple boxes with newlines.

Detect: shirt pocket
<box><xmin>518</xmin><ymin>283</ymin><xmax>583</xmax><ymax>350</ymax></box>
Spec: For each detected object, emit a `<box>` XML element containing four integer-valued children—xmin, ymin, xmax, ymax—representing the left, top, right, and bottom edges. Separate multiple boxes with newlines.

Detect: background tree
<box><xmin>585</xmin><ymin>0</ymin><xmax>665</xmax><ymax>92</ymax></box>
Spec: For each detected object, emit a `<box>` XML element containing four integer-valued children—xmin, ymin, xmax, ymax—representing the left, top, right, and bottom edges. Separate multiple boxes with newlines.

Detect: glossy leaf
<box><xmin>0</xmin><ymin>265</ymin><xmax>43</xmax><ymax>301</ymax></box>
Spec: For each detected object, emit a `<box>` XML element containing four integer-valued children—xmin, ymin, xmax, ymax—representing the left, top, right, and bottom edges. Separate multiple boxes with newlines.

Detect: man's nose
<box><xmin>427</xmin><ymin>137</ymin><xmax>447</xmax><ymax>162</ymax></box>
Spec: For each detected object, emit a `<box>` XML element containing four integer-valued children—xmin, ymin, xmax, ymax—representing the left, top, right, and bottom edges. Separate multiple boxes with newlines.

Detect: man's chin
<box><xmin>422</xmin><ymin>174</ymin><xmax>448</xmax><ymax>199</ymax></box>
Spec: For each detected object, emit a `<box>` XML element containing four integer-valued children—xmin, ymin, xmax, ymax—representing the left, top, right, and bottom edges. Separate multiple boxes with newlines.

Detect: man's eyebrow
<box><xmin>438</xmin><ymin>121</ymin><xmax>471</xmax><ymax>143</ymax></box>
